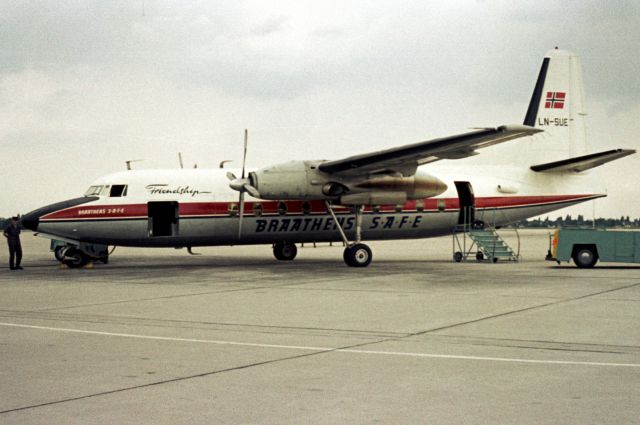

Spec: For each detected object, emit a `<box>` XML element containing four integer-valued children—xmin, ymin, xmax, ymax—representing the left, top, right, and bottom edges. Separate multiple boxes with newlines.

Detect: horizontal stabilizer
<box><xmin>530</xmin><ymin>149</ymin><xmax>635</xmax><ymax>173</ymax></box>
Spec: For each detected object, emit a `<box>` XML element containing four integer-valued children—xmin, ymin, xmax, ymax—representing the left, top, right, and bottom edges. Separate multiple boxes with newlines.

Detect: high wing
<box><xmin>318</xmin><ymin>124</ymin><xmax>542</xmax><ymax>176</ymax></box>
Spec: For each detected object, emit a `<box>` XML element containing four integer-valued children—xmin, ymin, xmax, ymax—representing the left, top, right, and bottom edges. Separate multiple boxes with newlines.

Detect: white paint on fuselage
<box><xmin>86</xmin><ymin>163</ymin><xmax>600</xmax><ymax>206</ymax></box>
<box><xmin>32</xmin><ymin>163</ymin><xmax>602</xmax><ymax>248</ymax></box>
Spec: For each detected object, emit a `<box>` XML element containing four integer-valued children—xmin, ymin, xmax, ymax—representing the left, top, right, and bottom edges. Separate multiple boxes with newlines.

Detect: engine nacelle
<box><xmin>353</xmin><ymin>172</ymin><xmax>448</xmax><ymax>200</ymax></box>
<box><xmin>249</xmin><ymin>161</ymin><xmax>448</xmax><ymax>202</ymax></box>
<box><xmin>249</xmin><ymin>160</ymin><xmax>327</xmax><ymax>200</ymax></box>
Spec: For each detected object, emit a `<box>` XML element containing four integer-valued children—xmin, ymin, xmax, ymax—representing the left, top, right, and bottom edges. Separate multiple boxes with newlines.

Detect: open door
<box><xmin>148</xmin><ymin>202</ymin><xmax>179</xmax><ymax>237</ymax></box>
<box><xmin>454</xmin><ymin>181</ymin><xmax>475</xmax><ymax>225</ymax></box>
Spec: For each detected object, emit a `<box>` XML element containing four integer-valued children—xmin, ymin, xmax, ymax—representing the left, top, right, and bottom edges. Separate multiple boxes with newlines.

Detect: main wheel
<box><xmin>343</xmin><ymin>243</ymin><xmax>372</xmax><ymax>267</ymax></box>
<box><xmin>62</xmin><ymin>247</ymin><xmax>91</xmax><ymax>269</ymax></box>
<box><xmin>273</xmin><ymin>242</ymin><xmax>297</xmax><ymax>261</ymax></box>
<box><xmin>475</xmin><ymin>251</ymin><xmax>484</xmax><ymax>261</ymax></box>
<box><xmin>573</xmin><ymin>247</ymin><xmax>598</xmax><ymax>268</ymax></box>
<box><xmin>453</xmin><ymin>251</ymin><xmax>463</xmax><ymax>263</ymax></box>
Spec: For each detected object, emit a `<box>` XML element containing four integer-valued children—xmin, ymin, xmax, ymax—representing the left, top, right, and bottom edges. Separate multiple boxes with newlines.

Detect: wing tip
<box><xmin>498</xmin><ymin>124</ymin><xmax>543</xmax><ymax>134</ymax></box>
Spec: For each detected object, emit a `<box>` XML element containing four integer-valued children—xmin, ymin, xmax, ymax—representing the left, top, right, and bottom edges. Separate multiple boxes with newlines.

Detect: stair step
<box><xmin>458</xmin><ymin>225</ymin><xmax>519</xmax><ymax>262</ymax></box>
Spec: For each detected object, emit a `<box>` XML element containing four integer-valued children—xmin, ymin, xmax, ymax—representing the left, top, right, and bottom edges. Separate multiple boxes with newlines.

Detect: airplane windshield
<box><xmin>84</xmin><ymin>185</ymin><xmax>103</xmax><ymax>196</ymax></box>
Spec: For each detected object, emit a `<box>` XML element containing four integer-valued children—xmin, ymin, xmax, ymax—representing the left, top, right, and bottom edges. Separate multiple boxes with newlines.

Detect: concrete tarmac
<box><xmin>1</xmin><ymin>230</ymin><xmax>639</xmax><ymax>424</ymax></box>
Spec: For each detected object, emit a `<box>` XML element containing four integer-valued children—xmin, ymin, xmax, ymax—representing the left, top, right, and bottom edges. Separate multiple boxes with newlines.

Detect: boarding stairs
<box><xmin>470</xmin><ymin>228</ymin><xmax>519</xmax><ymax>262</ymax></box>
<box><xmin>452</xmin><ymin>208</ymin><xmax>520</xmax><ymax>263</ymax></box>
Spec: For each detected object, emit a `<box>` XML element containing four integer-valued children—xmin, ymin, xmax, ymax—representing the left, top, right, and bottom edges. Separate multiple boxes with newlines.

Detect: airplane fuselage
<box><xmin>24</xmin><ymin>167</ymin><xmax>601</xmax><ymax>248</ymax></box>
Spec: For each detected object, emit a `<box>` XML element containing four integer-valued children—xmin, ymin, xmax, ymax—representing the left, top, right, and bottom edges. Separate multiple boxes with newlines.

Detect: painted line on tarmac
<box><xmin>2</xmin><ymin>321</ymin><xmax>639</xmax><ymax>369</ymax></box>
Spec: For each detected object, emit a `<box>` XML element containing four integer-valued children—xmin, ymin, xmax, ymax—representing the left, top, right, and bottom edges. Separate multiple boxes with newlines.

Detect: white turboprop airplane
<box><xmin>22</xmin><ymin>49</ymin><xmax>634</xmax><ymax>267</ymax></box>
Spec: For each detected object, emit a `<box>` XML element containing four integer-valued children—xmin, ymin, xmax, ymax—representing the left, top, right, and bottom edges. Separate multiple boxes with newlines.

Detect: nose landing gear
<box><xmin>51</xmin><ymin>241</ymin><xmax>111</xmax><ymax>268</ymax></box>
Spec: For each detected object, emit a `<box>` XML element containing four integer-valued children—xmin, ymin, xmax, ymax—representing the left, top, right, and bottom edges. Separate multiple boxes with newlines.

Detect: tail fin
<box><xmin>522</xmin><ymin>48</ymin><xmax>588</xmax><ymax>162</ymax></box>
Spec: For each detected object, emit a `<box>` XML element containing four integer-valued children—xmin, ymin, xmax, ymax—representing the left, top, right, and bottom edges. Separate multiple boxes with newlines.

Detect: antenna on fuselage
<box><xmin>178</xmin><ymin>152</ymin><xmax>184</xmax><ymax>169</ymax></box>
<box><xmin>219</xmin><ymin>160</ymin><xmax>232</xmax><ymax>169</ymax></box>
<box><xmin>125</xmin><ymin>159</ymin><xmax>143</xmax><ymax>170</ymax></box>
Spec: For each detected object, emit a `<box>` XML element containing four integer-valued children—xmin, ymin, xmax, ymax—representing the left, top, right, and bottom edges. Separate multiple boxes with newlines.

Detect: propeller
<box><xmin>227</xmin><ymin>129</ymin><xmax>260</xmax><ymax>240</ymax></box>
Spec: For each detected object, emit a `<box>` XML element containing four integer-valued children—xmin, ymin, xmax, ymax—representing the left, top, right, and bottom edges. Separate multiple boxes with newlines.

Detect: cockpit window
<box><xmin>84</xmin><ymin>185</ymin><xmax>103</xmax><ymax>196</ymax></box>
<box><xmin>110</xmin><ymin>185</ymin><xmax>128</xmax><ymax>197</ymax></box>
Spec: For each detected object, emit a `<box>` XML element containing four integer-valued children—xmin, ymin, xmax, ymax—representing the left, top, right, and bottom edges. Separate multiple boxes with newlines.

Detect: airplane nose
<box><xmin>21</xmin><ymin>196</ymin><xmax>100</xmax><ymax>232</ymax></box>
<box><xmin>21</xmin><ymin>211</ymin><xmax>40</xmax><ymax>231</ymax></box>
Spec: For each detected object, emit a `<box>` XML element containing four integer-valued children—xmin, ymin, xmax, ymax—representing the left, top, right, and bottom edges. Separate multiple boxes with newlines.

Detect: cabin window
<box><xmin>228</xmin><ymin>203</ymin><xmax>238</xmax><ymax>217</ymax></box>
<box><xmin>302</xmin><ymin>201</ymin><xmax>311</xmax><ymax>215</ymax></box>
<box><xmin>253</xmin><ymin>203</ymin><xmax>263</xmax><ymax>217</ymax></box>
<box><xmin>277</xmin><ymin>201</ymin><xmax>287</xmax><ymax>215</ymax></box>
<box><xmin>110</xmin><ymin>185</ymin><xmax>128</xmax><ymax>197</ymax></box>
<box><xmin>416</xmin><ymin>200</ymin><xmax>425</xmax><ymax>212</ymax></box>
<box><xmin>395</xmin><ymin>204</ymin><xmax>403</xmax><ymax>213</ymax></box>
<box><xmin>84</xmin><ymin>185</ymin><xmax>103</xmax><ymax>196</ymax></box>
<box><xmin>372</xmin><ymin>205</ymin><xmax>381</xmax><ymax>213</ymax></box>
<box><xmin>437</xmin><ymin>199</ymin><xmax>446</xmax><ymax>212</ymax></box>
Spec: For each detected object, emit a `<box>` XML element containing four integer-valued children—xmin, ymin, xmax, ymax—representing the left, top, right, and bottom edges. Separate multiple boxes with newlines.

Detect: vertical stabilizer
<box><xmin>523</xmin><ymin>48</ymin><xmax>588</xmax><ymax>161</ymax></box>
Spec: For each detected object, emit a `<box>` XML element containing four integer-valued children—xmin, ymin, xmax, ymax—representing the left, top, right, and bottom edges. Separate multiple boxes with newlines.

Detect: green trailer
<box><xmin>547</xmin><ymin>228</ymin><xmax>640</xmax><ymax>268</ymax></box>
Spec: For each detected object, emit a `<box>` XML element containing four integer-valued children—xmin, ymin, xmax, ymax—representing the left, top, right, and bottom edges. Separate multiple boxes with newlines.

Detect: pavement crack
<box><xmin>0</xmin><ymin>337</ymin><xmax>390</xmax><ymax>415</ymax></box>
<box><xmin>409</xmin><ymin>281</ymin><xmax>640</xmax><ymax>337</ymax></box>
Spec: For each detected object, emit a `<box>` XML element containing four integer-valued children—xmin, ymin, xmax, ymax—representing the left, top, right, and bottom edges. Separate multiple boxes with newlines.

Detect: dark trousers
<box><xmin>8</xmin><ymin>240</ymin><xmax>22</xmax><ymax>269</ymax></box>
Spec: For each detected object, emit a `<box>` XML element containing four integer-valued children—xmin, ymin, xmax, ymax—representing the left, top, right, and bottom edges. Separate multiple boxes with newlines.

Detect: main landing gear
<box><xmin>271</xmin><ymin>203</ymin><xmax>372</xmax><ymax>267</ymax></box>
<box><xmin>273</xmin><ymin>241</ymin><xmax>298</xmax><ymax>261</ymax></box>
<box><xmin>326</xmin><ymin>201</ymin><xmax>372</xmax><ymax>267</ymax></box>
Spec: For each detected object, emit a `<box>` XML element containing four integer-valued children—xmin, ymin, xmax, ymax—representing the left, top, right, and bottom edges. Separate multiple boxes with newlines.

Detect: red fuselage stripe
<box><xmin>39</xmin><ymin>195</ymin><xmax>601</xmax><ymax>221</ymax></box>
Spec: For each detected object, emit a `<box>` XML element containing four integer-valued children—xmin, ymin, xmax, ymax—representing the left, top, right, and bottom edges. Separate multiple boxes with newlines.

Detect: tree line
<box><xmin>513</xmin><ymin>215</ymin><xmax>640</xmax><ymax>229</ymax></box>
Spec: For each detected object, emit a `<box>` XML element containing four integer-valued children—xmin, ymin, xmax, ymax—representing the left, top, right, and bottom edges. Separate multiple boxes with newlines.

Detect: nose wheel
<box><xmin>61</xmin><ymin>247</ymin><xmax>91</xmax><ymax>268</ymax></box>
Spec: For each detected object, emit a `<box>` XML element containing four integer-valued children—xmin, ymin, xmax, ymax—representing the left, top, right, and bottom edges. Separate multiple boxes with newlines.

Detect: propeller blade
<box><xmin>244</xmin><ymin>184</ymin><xmax>260</xmax><ymax>198</ymax></box>
<box><xmin>238</xmin><ymin>191</ymin><xmax>245</xmax><ymax>240</ymax></box>
<box><xmin>241</xmin><ymin>128</ymin><xmax>248</xmax><ymax>179</ymax></box>
<box><xmin>236</xmin><ymin>129</ymin><xmax>251</xmax><ymax>241</ymax></box>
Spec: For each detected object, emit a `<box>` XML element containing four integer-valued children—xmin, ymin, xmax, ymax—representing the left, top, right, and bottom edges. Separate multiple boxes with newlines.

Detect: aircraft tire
<box><xmin>54</xmin><ymin>246</ymin><xmax>67</xmax><ymax>262</ymax></box>
<box><xmin>62</xmin><ymin>247</ymin><xmax>90</xmax><ymax>269</ymax></box>
<box><xmin>273</xmin><ymin>242</ymin><xmax>297</xmax><ymax>261</ymax></box>
<box><xmin>343</xmin><ymin>243</ymin><xmax>372</xmax><ymax>267</ymax></box>
<box><xmin>475</xmin><ymin>251</ymin><xmax>484</xmax><ymax>261</ymax></box>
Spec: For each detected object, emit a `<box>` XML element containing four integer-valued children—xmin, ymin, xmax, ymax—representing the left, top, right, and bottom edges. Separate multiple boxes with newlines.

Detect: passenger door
<box><xmin>148</xmin><ymin>202</ymin><xmax>179</xmax><ymax>237</ymax></box>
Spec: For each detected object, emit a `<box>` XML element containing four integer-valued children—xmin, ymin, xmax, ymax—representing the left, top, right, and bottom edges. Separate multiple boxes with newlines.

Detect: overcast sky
<box><xmin>1</xmin><ymin>0</ymin><xmax>639</xmax><ymax>218</ymax></box>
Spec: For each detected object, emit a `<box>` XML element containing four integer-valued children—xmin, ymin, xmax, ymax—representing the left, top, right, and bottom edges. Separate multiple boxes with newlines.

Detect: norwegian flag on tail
<box><xmin>545</xmin><ymin>91</ymin><xmax>566</xmax><ymax>109</ymax></box>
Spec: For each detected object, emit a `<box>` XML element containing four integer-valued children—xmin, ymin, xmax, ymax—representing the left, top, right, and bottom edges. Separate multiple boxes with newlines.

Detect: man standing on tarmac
<box><xmin>3</xmin><ymin>216</ymin><xmax>23</xmax><ymax>270</ymax></box>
